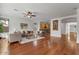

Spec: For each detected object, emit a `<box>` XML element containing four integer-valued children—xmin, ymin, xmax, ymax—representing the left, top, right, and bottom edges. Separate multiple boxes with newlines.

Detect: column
<box><xmin>77</xmin><ymin>8</ymin><xmax>79</xmax><ymax>43</ymax></box>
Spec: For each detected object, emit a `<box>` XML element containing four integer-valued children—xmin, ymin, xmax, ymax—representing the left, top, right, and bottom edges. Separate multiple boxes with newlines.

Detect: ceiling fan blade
<box><xmin>13</xmin><ymin>9</ymin><xmax>18</xmax><ymax>11</ymax></box>
<box><xmin>31</xmin><ymin>15</ymin><xmax>36</xmax><ymax>17</ymax></box>
<box><xmin>22</xmin><ymin>13</ymin><xmax>27</xmax><ymax>17</ymax></box>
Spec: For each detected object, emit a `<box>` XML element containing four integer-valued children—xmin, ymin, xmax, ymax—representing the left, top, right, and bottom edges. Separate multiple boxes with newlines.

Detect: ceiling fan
<box><xmin>23</xmin><ymin>11</ymin><xmax>36</xmax><ymax>18</ymax></box>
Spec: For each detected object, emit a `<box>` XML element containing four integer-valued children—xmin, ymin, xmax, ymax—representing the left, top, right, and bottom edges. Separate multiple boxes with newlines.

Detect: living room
<box><xmin>0</xmin><ymin>3</ymin><xmax>79</xmax><ymax>55</ymax></box>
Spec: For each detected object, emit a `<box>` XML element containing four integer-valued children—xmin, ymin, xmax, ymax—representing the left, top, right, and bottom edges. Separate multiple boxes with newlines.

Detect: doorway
<box><xmin>66</xmin><ymin>22</ymin><xmax>77</xmax><ymax>48</ymax></box>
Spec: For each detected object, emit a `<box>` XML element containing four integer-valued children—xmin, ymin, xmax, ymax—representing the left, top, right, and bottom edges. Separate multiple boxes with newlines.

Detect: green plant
<box><xmin>0</xmin><ymin>23</ymin><xmax>3</xmax><ymax>33</ymax></box>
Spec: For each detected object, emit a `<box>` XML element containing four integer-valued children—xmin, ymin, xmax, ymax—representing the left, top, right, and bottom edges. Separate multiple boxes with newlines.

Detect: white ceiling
<box><xmin>0</xmin><ymin>3</ymin><xmax>79</xmax><ymax>20</ymax></box>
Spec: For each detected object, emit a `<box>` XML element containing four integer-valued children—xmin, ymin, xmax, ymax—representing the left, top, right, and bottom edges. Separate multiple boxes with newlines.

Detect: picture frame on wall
<box><xmin>40</xmin><ymin>22</ymin><xmax>49</xmax><ymax>30</ymax></box>
<box><xmin>20</xmin><ymin>23</ymin><xmax>28</xmax><ymax>29</ymax></box>
<box><xmin>53</xmin><ymin>20</ymin><xmax>58</xmax><ymax>30</ymax></box>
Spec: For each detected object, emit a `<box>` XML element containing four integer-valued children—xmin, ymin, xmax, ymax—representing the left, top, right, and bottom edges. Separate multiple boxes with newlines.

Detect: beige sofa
<box><xmin>9</xmin><ymin>32</ymin><xmax>21</xmax><ymax>43</ymax></box>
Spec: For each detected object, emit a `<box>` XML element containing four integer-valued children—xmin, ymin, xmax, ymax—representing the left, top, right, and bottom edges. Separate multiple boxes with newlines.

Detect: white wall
<box><xmin>50</xmin><ymin>15</ymin><xmax>76</xmax><ymax>37</ymax></box>
<box><xmin>61</xmin><ymin>23</ymin><xmax>66</xmax><ymax>34</ymax></box>
<box><xmin>7</xmin><ymin>16</ymin><xmax>40</xmax><ymax>33</ymax></box>
<box><xmin>0</xmin><ymin>14</ymin><xmax>52</xmax><ymax>35</ymax></box>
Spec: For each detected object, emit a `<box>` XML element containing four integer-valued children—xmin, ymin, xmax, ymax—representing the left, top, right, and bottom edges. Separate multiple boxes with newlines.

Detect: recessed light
<box><xmin>74</xmin><ymin>8</ymin><xmax>77</xmax><ymax>10</ymax></box>
<box><xmin>13</xmin><ymin>9</ymin><xmax>18</xmax><ymax>11</ymax></box>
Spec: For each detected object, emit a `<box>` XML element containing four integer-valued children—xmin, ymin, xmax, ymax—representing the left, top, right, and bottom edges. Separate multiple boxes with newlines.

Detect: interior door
<box><xmin>70</xmin><ymin>25</ymin><xmax>77</xmax><ymax>42</ymax></box>
<box><xmin>68</xmin><ymin>23</ymin><xmax>77</xmax><ymax>48</ymax></box>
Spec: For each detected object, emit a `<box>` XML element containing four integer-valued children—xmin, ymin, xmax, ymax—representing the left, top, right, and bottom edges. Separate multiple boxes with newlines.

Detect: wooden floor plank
<box><xmin>10</xmin><ymin>35</ymin><xmax>79</xmax><ymax>55</ymax></box>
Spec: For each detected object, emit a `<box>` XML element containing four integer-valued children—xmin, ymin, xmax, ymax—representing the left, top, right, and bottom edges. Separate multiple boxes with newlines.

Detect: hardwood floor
<box><xmin>10</xmin><ymin>34</ymin><xmax>79</xmax><ymax>55</ymax></box>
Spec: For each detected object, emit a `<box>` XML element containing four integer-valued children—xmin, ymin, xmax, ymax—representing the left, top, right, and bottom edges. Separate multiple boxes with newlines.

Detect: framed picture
<box><xmin>40</xmin><ymin>22</ymin><xmax>49</xmax><ymax>30</ymax></box>
<box><xmin>53</xmin><ymin>20</ymin><xmax>58</xmax><ymax>30</ymax></box>
<box><xmin>20</xmin><ymin>23</ymin><xmax>28</xmax><ymax>29</ymax></box>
